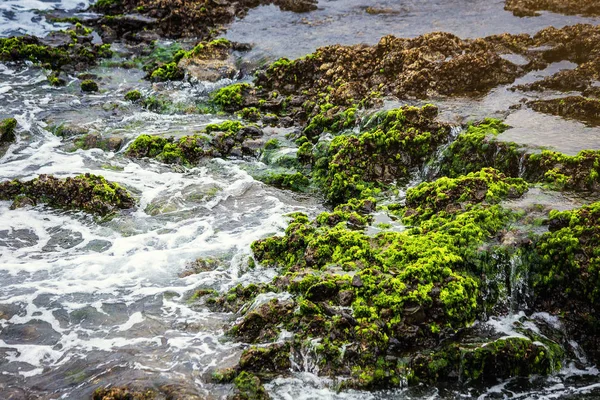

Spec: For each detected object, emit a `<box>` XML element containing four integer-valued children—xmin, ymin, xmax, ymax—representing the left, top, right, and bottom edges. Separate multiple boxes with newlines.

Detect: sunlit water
<box><xmin>1</xmin><ymin>1</ymin><xmax>600</xmax><ymax>399</ymax></box>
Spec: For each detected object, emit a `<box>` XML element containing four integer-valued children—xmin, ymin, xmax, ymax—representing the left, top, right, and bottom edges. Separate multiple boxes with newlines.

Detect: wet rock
<box><xmin>71</xmin><ymin>134</ymin><xmax>124</xmax><ymax>152</ymax></box>
<box><xmin>214</xmin><ymin>31</ymin><xmax>530</xmax><ymax>123</ymax></box>
<box><xmin>179</xmin><ymin>39</ymin><xmax>250</xmax><ymax>82</ymax></box>
<box><xmin>528</xmin><ymin>96</ymin><xmax>600</xmax><ymax>126</ymax></box>
<box><xmin>179</xmin><ymin>257</ymin><xmax>222</xmax><ymax>277</ymax></box>
<box><xmin>50</xmin><ymin>123</ymin><xmax>89</xmax><ymax>138</ymax></box>
<box><xmin>0</xmin><ymin>173</ymin><xmax>135</xmax><ymax>216</ymax></box>
<box><xmin>0</xmin><ymin>28</ymin><xmax>113</xmax><ymax>72</ymax></box>
<box><xmin>505</xmin><ymin>0</ymin><xmax>600</xmax><ymax>17</ymax></box>
<box><xmin>0</xmin><ymin>118</ymin><xmax>17</xmax><ymax>144</ymax></box>
<box><xmin>81</xmin><ymin>79</ymin><xmax>99</xmax><ymax>92</ymax></box>
<box><xmin>41</xmin><ymin>227</ymin><xmax>84</xmax><ymax>252</ymax></box>
<box><xmin>0</xmin><ymin>320</ymin><xmax>61</xmax><ymax>345</ymax></box>
<box><xmin>230</xmin><ymin>371</ymin><xmax>270</xmax><ymax>400</ymax></box>
<box><xmin>230</xmin><ymin>299</ymin><xmax>295</xmax><ymax>343</ymax></box>
<box><xmin>0</xmin><ymin>229</ymin><xmax>39</xmax><ymax>249</ymax></box>
<box><xmin>238</xmin><ymin>343</ymin><xmax>291</xmax><ymax>376</ymax></box>
<box><xmin>92</xmin><ymin>387</ymin><xmax>157</xmax><ymax>400</ymax></box>
<box><xmin>0</xmin><ymin>304</ymin><xmax>25</xmax><ymax>320</ymax></box>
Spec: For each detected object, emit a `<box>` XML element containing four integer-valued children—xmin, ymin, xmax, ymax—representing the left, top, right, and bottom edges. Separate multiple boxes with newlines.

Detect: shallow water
<box><xmin>1</xmin><ymin>0</ymin><xmax>600</xmax><ymax>399</ymax></box>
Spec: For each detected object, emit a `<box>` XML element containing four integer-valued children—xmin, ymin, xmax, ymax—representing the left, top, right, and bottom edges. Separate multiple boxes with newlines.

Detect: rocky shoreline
<box><xmin>1</xmin><ymin>0</ymin><xmax>600</xmax><ymax>399</ymax></box>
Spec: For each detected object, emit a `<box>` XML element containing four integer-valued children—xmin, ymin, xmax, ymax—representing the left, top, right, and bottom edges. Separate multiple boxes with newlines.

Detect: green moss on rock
<box><xmin>80</xmin><ymin>79</ymin><xmax>99</xmax><ymax>92</ymax></box>
<box><xmin>310</xmin><ymin>104</ymin><xmax>451</xmax><ymax>204</ymax></box>
<box><xmin>0</xmin><ymin>117</ymin><xmax>17</xmax><ymax>143</ymax></box>
<box><xmin>0</xmin><ymin>173</ymin><xmax>134</xmax><ymax>216</ymax></box>
<box><xmin>211</xmin><ymin>83</ymin><xmax>251</xmax><ymax>110</ymax></box>
<box><xmin>124</xmin><ymin>90</ymin><xmax>142</xmax><ymax>102</ymax></box>
<box><xmin>232</xmin><ymin>371</ymin><xmax>270</xmax><ymax>400</ymax></box>
<box><xmin>403</xmin><ymin>168</ymin><xmax>528</xmax><ymax>225</ymax></box>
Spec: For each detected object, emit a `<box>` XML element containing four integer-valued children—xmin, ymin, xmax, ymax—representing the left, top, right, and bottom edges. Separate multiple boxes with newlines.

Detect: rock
<box><xmin>0</xmin><ymin>173</ymin><xmax>135</xmax><ymax>216</ymax></box>
<box><xmin>81</xmin><ymin>79</ymin><xmax>99</xmax><ymax>92</ymax></box>
<box><xmin>0</xmin><ymin>320</ymin><xmax>61</xmax><ymax>345</ymax></box>
<box><xmin>0</xmin><ymin>118</ymin><xmax>17</xmax><ymax>143</ymax></box>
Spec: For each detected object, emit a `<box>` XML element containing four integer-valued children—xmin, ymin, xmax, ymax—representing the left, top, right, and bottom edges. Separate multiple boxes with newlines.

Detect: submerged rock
<box><xmin>0</xmin><ymin>174</ymin><xmax>135</xmax><ymax>216</ymax></box>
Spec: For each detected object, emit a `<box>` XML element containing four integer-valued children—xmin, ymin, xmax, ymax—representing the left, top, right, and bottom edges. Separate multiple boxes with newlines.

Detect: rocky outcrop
<box><xmin>505</xmin><ymin>0</ymin><xmax>600</xmax><ymax>17</ymax></box>
<box><xmin>0</xmin><ymin>174</ymin><xmax>135</xmax><ymax>216</ymax></box>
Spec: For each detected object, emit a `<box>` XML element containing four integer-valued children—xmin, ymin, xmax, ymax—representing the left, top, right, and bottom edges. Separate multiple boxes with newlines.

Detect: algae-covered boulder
<box><xmin>0</xmin><ymin>117</ymin><xmax>17</xmax><ymax>144</ymax></box>
<box><xmin>403</xmin><ymin>168</ymin><xmax>528</xmax><ymax>224</ymax></box>
<box><xmin>81</xmin><ymin>79</ymin><xmax>99</xmax><ymax>92</ymax></box>
<box><xmin>0</xmin><ymin>25</ymin><xmax>112</xmax><ymax>72</ymax></box>
<box><xmin>0</xmin><ymin>173</ymin><xmax>134</xmax><ymax>216</ymax></box>
<box><xmin>231</xmin><ymin>371</ymin><xmax>270</xmax><ymax>400</ymax></box>
<box><xmin>528</xmin><ymin>202</ymin><xmax>600</xmax><ymax>364</ymax></box>
<box><xmin>309</xmin><ymin>105</ymin><xmax>452</xmax><ymax>204</ymax></box>
<box><xmin>239</xmin><ymin>196</ymin><xmax>523</xmax><ymax>387</ymax></box>
<box><xmin>440</xmin><ymin>118</ymin><xmax>600</xmax><ymax>192</ymax></box>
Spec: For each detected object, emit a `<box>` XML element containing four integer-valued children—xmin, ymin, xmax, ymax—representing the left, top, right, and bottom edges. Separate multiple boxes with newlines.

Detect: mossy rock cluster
<box><xmin>0</xmin><ymin>24</ymin><xmax>112</xmax><ymax>72</ymax></box>
<box><xmin>0</xmin><ymin>173</ymin><xmax>134</xmax><ymax>216</ymax></box>
<box><xmin>307</xmin><ymin>104</ymin><xmax>452</xmax><ymax>204</ymax></box>
<box><xmin>125</xmin><ymin>121</ymin><xmax>264</xmax><ymax>165</ymax></box>
<box><xmin>526</xmin><ymin>203</ymin><xmax>600</xmax><ymax>364</ymax></box>
<box><xmin>204</xmin><ymin>168</ymin><xmax>573</xmax><ymax>388</ymax></box>
<box><xmin>198</xmin><ymin>107</ymin><xmax>600</xmax><ymax>391</ymax></box>
<box><xmin>511</xmin><ymin>25</ymin><xmax>600</xmax><ymax>95</ymax></box>
<box><xmin>440</xmin><ymin>119</ymin><xmax>600</xmax><ymax>192</ymax></box>
<box><xmin>205</xmin><ymin>24</ymin><xmax>600</xmax><ymax>134</ymax></box>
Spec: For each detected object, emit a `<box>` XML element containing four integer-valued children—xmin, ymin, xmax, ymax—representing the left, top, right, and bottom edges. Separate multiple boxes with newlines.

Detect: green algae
<box><xmin>529</xmin><ymin>202</ymin><xmax>600</xmax><ymax>307</ymax></box>
<box><xmin>309</xmin><ymin>105</ymin><xmax>451</xmax><ymax>204</ymax></box>
<box><xmin>149</xmin><ymin>62</ymin><xmax>184</xmax><ymax>82</ymax></box>
<box><xmin>0</xmin><ymin>27</ymin><xmax>112</xmax><ymax>72</ymax></box>
<box><xmin>125</xmin><ymin>121</ymin><xmax>261</xmax><ymax>165</ymax></box>
<box><xmin>402</xmin><ymin>168</ymin><xmax>528</xmax><ymax>225</ymax></box>
<box><xmin>211</xmin><ymin>83</ymin><xmax>251</xmax><ymax>110</ymax></box>
<box><xmin>239</xmin><ymin>194</ymin><xmax>524</xmax><ymax>386</ymax></box>
<box><xmin>441</xmin><ymin>118</ymin><xmax>600</xmax><ymax>192</ymax></box>
<box><xmin>232</xmin><ymin>371</ymin><xmax>270</xmax><ymax>400</ymax></box>
<box><xmin>258</xmin><ymin>172</ymin><xmax>310</xmax><ymax>192</ymax></box>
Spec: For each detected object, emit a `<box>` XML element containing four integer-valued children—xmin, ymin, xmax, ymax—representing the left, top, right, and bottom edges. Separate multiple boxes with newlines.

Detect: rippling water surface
<box><xmin>1</xmin><ymin>1</ymin><xmax>600</xmax><ymax>399</ymax></box>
